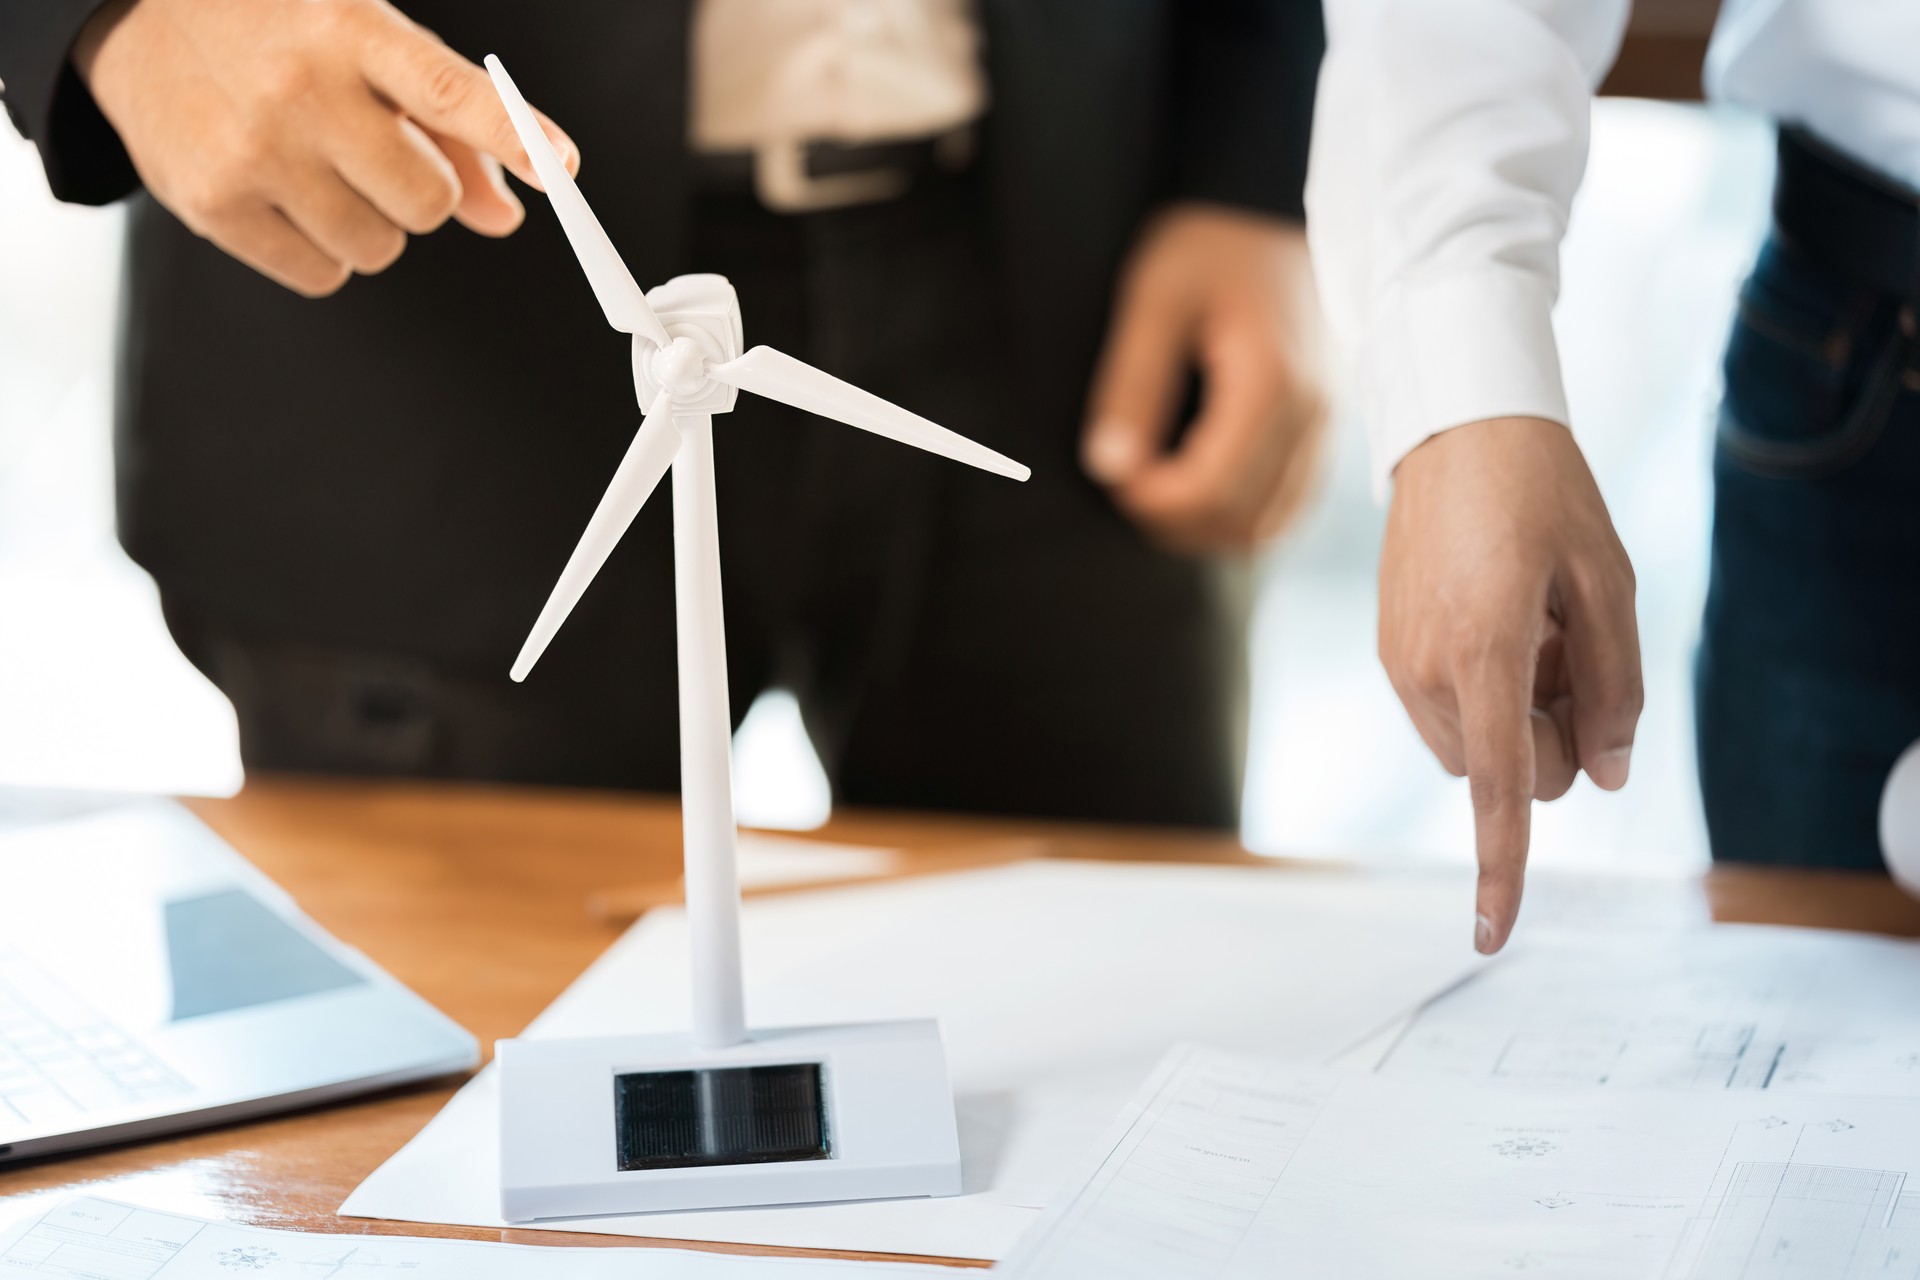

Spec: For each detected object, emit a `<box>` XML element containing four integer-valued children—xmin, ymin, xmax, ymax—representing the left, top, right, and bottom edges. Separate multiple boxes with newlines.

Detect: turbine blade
<box><xmin>705</xmin><ymin>346</ymin><xmax>1030</xmax><ymax>482</ymax></box>
<box><xmin>484</xmin><ymin>55</ymin><xmax>672</xmax><ymax>348</ymax></box>
<box><xmin>512</xmin><ymin>394</ymin><xmax>681</xmax><ymax>682</ymax></box>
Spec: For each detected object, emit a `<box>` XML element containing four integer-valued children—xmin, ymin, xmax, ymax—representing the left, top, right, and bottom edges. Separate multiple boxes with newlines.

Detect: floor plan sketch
<box><xmin>999</xmin><ymin>1052</ymin><xmax>1333</xmax><ymax>1280</ymax></box>
<box><xmin>1372</xmin><ymin>925</ymin><xmax>1920</xmax><ymax>1095</ymax></box>
<box><xmin>1002</xmin><ymin>1047</ymin><xmax>1920</xmax><ymax>1280</ymax></box>
<box><xmin>1677</xmin><ymin>1160</ymin><xmax>1920</xmax><ymax>1280</ymax></box>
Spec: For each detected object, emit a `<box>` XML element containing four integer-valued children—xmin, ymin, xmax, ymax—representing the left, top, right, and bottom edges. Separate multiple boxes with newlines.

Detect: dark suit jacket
<box><xmin>0</xmin><ymin>1</ymin><xmax>1321</xmax><ymax>675</ymax></box>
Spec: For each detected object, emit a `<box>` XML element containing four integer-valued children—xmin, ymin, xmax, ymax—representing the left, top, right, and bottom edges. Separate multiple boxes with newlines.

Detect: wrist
<box><xmin>1389</xmin><ymin>417</ymin><xmax>1585</xmax><ymax>526</ymax></box>
<box><xmin>1394</xmin><ymin>415</ymin><xmax>1571</xmax><ymax>477</ymax></box>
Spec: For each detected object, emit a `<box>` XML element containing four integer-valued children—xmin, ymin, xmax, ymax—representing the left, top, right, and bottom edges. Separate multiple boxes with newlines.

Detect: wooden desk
<box><xmin>4</xmin><ymin>775</ymin><xmax>1918</xmax><ymax>1267</ymax></box>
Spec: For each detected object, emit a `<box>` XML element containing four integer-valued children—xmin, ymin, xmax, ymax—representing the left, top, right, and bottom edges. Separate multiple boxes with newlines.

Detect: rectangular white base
<box><xmin>497</xmin><ymin>1020</ymin><xmax>963</xmax><ymax>1222</ymax></box>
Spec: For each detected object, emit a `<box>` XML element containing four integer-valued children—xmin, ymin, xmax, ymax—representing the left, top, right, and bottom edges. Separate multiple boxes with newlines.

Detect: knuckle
<box><xmin>1468</xmin><ymin>770</ymin><xmax>1510</xmax><ymax>816</ymax></box>
<box><xmin>327</xmin><ymin>0</ymin><xmax>379</xmax><ymax>33</ymax></box>
<box><xmin>420</xmin><ymin>54</ymin><xmax>476</xmax><ymax>118</ymax></box>
<box><xmin>179</xmin><ymin>207</ymin><xmax>227</xmax><ymax>243</ymax></box>
<box><xmin>254</xmin><ymin>52</ymin><xmax>318</xmax><ymax>105</ymax></box>
<box><xmin>372</xmin><ymin>227</ymin><xmax>410</xmax><ymax>272</ymax></box>
<box><xmin>394</xmin><ymin>169</ymin><xmax>459</xmax><ymax>232</ymax></box>
<box><xmin>359</xmin><ymin>225</ymin><xmax>407</xmax><ymax>273</ymax></box>
<box><xmin>287</xmin><ymin>256</ymin><xmax>351</xmax><ymax>298</ymax></box>
<box><xmin>1613</xmin><ymin>546</ymin><xmax>1638</xmax><ymax>595</ymax></box>
<box><xmin>1408</xmin><ymin>655</ymin><xmax>1451</xmax><ymax>702</ymax></box>
<box><xmin>172</xmin><ymin>169</ymin><xmax>243</xmax><ymax>224</ymax></box>
<box><xmin>1584</xmin><ymin>660</ymin><xmax>1646</xmax><ymax>723</ymax></box>
<box><xmin>1573</xmin><ymin>547</ymin><xmax>1637</xmax><ymax>608</ymax></box>
<box><xmin>300</xmin><ymin>268</ymin><xmax>351</xmax><ymax>299</ymax></box>
<box><xmin>304</xmin><ymin>0</ymin><xmax>349</xmax><ymax>38</ymax></box>
<box><xmin>1612</xmin><ymin>537</ymin><xmax>1643</xmax><ymax>591</ymax></box>
<box><xmin>1615</xmin><ymin>674</ymin><xmax>1646</xmax><ymax>720</ymax></box>
<box><xmin>224</xmin><ymin>124</ymin><xmax>276</xmax><ymax>172</ymax></box>
<box><xmin>1448</xmin><ymin>617</ymin><xmax>1523</xmax><ymax>673</ymax></box>
<box><xmin>1445</xmin><ymin>621</ymin><xmax>1489</xmax><ymax>669</ymax></box>
<box><xmin>1385</xmin><ymin>636</ymin><xmax>1442</xmax><ymax>695</ymax></box>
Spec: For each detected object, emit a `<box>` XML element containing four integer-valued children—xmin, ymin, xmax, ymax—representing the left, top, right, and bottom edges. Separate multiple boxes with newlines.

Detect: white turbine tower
<box><xmin>484</xmin><ymin>56</ymin><xmax>1025</xmax><ymax>1222</ymax></box>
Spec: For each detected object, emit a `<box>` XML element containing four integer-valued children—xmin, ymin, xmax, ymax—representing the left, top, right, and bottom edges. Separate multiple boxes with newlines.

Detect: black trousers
<box><xmin>162</xmin><ymin>169</ymin><xmax>1247</xmax><ymax>827</ymax></box>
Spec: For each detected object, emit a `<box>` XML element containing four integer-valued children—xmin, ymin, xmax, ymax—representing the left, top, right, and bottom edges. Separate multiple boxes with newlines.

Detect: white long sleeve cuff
<box><xmin>1309</xmin><ymin>0</ymin><xmax>1629</xmax><ymax>501</ymax></box>
<box><xmin>1362</xmin><ymin>264</ymin><xmax>1570</xmax><ymax>497</ymax></box>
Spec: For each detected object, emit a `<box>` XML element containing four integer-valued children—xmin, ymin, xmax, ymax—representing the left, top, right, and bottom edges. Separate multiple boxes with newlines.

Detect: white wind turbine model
<box><xmin>482</xmin><ymin>57</ymin><xmax>1027</xmax><ymax>1222</ymax></box>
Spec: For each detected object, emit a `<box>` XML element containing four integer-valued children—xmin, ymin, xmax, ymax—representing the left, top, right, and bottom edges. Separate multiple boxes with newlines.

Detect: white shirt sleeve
<box><xmin>1306</xmin><ymin>0</ymin><xmax>1632</xmax><ymax>498</ymax></box>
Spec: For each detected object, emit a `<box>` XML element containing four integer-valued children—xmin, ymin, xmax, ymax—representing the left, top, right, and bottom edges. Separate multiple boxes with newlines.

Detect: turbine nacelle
<box><xmin>631</xmin><ymin>273</ymin><xmax>742</xmax><ymax>417</ymax></box>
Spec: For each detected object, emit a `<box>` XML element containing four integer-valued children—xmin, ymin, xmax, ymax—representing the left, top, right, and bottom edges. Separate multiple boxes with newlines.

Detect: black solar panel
<box><xmin>614</xmin><ymin>1062</ymin><xmax>832</xmax><ymax>1171</ymax></box>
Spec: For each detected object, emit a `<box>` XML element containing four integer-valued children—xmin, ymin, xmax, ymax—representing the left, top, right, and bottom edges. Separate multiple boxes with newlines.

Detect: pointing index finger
<box><xmin>362</xmin><ymin>22</ymin><xmax>577</xmax><ymax>191</ymax></box>
<box><xmin>1455</xmin><ymin>637</ymin><xmax>1538</xmax><ymax>955</ymax></box>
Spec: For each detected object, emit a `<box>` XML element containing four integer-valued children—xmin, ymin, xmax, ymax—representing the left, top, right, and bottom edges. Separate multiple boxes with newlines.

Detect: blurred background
<box><xmin>0</xmin><ymin>94</ymin><xmax>1772</xmax><ymax>873</ymax></box>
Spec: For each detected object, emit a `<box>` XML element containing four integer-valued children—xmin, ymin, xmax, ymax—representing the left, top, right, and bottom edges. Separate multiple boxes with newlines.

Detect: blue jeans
<box><xmin>1697</xmin><ymin>233</ymin><xmax>1920</xmax><ymax>867</ymax></box>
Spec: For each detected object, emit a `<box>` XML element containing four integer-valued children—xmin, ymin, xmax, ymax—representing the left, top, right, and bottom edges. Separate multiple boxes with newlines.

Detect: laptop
<box><xmin>0</xmin><ymin>803</ymin><xmax>478</xmax><ymax>1164</ymax></box>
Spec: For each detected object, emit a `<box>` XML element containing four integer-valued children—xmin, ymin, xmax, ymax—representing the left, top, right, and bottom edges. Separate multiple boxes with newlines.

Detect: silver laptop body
<box><xmin>0</xmin><ymin>804</ymin><xmax>478</xmax><ymax>1164</ymax></box>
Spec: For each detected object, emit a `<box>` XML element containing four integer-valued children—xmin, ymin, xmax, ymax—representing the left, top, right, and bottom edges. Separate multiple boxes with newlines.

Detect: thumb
<box><xmin>1083</xmin><ymin>286</ymin><xmax>1188</xmax><ymax>485</ymax></box>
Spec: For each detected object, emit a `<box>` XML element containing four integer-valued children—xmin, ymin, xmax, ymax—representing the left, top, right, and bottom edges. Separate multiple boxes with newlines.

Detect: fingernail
<box><xmin>1590</xmin><ymin>746</ymin><xmax>1631</xmax><ymax>791</ymax></box>
<box><xmin>1474</xmin><ymin>913</ymin><xmax>1496</xmax><ymax>954</ymax></box>
<box><xmin>1084</xmin><ymin>426</ymin><xmax>1140</xmax><ymax>483</ymax></box>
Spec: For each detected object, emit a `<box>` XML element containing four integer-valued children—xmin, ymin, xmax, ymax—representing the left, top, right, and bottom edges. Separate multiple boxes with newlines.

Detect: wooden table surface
<box><xmin>4</xmin><ymin>774</ymin><xmax>1918</xmax><ymax>1267</ymax></box>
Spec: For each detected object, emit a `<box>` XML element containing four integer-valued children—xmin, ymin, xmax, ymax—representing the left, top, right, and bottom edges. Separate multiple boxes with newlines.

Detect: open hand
<box><xmin>74</xmin><ymin>0</ymin><xmax>578</xmax><ymax>296</ymax></box>
<box><xmin>1381</xmin><ymin>417</ymin><xmax>1642</xmax><ymax>954</ymax></box>
<box><xmin>1081</xmin><ymin>204</ymin><xmax>1330</xmax><ymax>551</ymax></box>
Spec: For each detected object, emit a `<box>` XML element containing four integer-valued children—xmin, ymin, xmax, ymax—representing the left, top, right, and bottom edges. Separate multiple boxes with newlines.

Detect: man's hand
<box><xmin>1382</xmin><ymin>418</ymin><xmax>1642</xmax><ymax>954</ymax></box>
<box><xmin>73</xmin><ymin>0</ymin><xmax>578</xmax><ymax>297</ymax></box>
<box><xmin>1082</xmin><ymin>204</ymin><xmax>1330</xmax><ymax>551</ymax></box>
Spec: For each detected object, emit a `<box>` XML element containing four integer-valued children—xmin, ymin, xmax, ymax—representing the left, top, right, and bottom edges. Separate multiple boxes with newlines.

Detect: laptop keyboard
<box><xmin>0</xmin><ymin>948</ymin><xmax>192</xmax><ymax>1131</ymax></box>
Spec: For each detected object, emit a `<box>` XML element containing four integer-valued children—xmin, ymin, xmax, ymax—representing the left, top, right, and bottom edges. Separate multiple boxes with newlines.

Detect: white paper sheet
<box><xmin>343</xmin><ymin>860</ymin><xmax>1485</xmax><ymax>1259</ymax></box>
<box><xmin>1368</xmin><ymin>923</ymin><xmax>1920</xmax><ymax>1093</ymax></box>
<box><xmin>1002</xmin><ymin>1043</ymin><xmax>1920</xmax><ymax>1279</ymax></box>
<box><xmin>0</xmin><ymin>1197</ymin><xmax>949</xmax><ymax>1278</ymax></box>
<box><xmin>1326</xmin><ymin>869</ymin><xmax>1716</xmax><ymax>1074</ymax></box>
<box><xmin>1511</xmin><ymin>868</ymin><xmax>1713</xmax><ymax>936</ymax></box>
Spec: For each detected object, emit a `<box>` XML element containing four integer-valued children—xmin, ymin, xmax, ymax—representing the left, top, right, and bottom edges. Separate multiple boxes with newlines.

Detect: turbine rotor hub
<box><xmin>653</xmin><ymin>337</ymin><xmax>710</xmax><ymax>399</ymax></box>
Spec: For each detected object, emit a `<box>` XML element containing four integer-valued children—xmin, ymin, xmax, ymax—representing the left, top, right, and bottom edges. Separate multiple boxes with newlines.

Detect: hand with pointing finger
<box><xmin>72</xmin><ymin>0</ymin><xmax>578</xmax><ymax>297</ymax></box>
<box><xmin>1381</xmin><ymin>417</ymin><xmax>1643</xmax><ymax>954</ymax></box>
